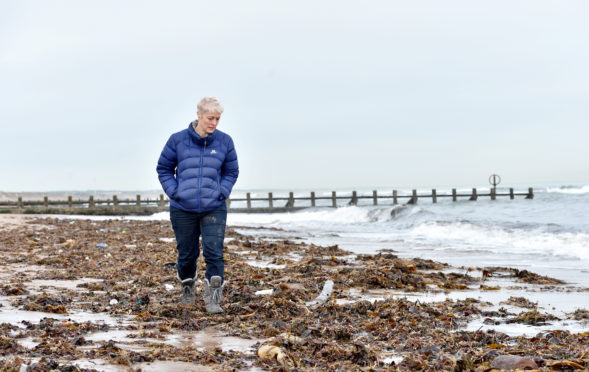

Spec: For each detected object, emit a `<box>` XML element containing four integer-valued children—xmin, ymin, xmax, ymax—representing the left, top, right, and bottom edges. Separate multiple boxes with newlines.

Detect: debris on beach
<box><xmin>305</xmin><ymin>279</ymin><xmax>334</xmax><ymax>309</ymax></box>
<box><xmin>570</xmin><ymin>308</ymin><xmax>589</xmax><ymax>321</ymax></box>
<box><xmin>257</xmin><ymin>344</ymin><xmax>293</xmax><ymax>367</ymax></box>
<box><xmin>507</xmin><ymin>310</ymin><xmax>561</xmax><ymax>326</ymax></box>
<box><xmin>491</xmin><ymin>354</ymin><xmax>538</xmax><ymax>370</ymax></box>
<box><xmin>16</xmin><ymin>292</ymin><xmax>70</xmax><ymax>314</ymax></box>
<box><xmin>483</xmin><ymin>266</ymin><xmax>566</xmax><ymax>285</ymax></box>
<box><xmin>501</xmin><ymin>296</ymin><xmax>538</xmax><ymax>309</ymax></box>
<box><xmin>0</xmin><ymin>284</ymin><xmax>28</xmax><ymax>296</ymax></box>
<box><xmin>0</xmin><ymin>217</ymin><xmax>587</xmax><ymax>371</ymax></box>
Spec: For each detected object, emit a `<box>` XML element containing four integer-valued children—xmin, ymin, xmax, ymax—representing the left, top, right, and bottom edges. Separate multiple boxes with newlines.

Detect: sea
<box><xmin>220</xmin><ymin>183</ymin><xmax>589</xmax><ymax>288</ymax></box>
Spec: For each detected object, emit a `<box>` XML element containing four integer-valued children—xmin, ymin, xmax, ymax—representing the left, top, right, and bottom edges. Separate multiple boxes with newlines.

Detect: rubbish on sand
<box><xmin>306</xmin><ymin>279</ymin><xmax>334</xmax><ymax>309</ymax></box>
<box><xmin>258</xmin><ymin>344</ymin><xmax>292</xmax><ymax>366</ymax></box>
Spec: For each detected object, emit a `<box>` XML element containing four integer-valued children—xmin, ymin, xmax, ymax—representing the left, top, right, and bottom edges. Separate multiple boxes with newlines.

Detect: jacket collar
<box><xmin>187</xmin><ymin>121</ymin><xmax>216</xmax><ymax>146</ymax></box>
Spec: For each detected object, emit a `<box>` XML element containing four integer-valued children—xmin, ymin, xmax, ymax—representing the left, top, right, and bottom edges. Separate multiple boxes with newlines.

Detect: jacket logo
<box><xmin>210</xmin><ymin>150</ymin><xmax>217</xmax><ymax>155</ymax></box>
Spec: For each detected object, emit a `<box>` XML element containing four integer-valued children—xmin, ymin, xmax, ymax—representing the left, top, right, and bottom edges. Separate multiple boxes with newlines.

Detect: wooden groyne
<box><xmin>0</xmin><ymin>187</ymin><xmax>534</xmax><ymax>215</ymax></box>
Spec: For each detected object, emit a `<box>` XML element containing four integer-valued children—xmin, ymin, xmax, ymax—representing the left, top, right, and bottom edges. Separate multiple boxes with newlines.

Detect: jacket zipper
<box><xmin>198</xmin><ymin>138</ymin><xmax>206</xmax><ymax>211</ymax></box>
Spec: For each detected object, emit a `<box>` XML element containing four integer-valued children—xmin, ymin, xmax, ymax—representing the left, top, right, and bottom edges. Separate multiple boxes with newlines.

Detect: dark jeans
<box><xmin>170</xmin><ymin>203</ymin><xmax>227</xmax><ymax>282</ymax></box>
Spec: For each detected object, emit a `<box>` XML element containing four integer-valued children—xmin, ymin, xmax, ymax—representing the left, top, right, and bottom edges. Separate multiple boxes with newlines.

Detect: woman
<box><xmin>157</xmin><ymin>97</ymin><xmax>239</xmax><ymax>313</ymax></box>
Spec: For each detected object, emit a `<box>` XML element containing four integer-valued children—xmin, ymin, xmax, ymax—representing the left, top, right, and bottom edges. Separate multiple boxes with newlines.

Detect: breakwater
<box><xmin>0</xmin><ymin>187</ymin><xmax>534</xmax><ymax>215</ymax></box>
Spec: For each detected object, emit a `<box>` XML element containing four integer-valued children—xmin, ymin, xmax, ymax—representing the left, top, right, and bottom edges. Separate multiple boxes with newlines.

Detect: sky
<box><xmin>1</xmin><ymin>0</ymin><xmax>588</xmax><ymax>192</ymax></box>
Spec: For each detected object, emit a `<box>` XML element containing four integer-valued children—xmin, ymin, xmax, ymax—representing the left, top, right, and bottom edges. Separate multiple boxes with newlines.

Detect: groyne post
<box><xmin>268</xmin><ymin>192</ymin><xmax>273</xmax><ymax>209</ymax></box>
<box><xmin>136</xmin><ymin>195</ymin><xmax>141</xmax><ymax>206</ymax></box>
<box><xmin>491</xmin><ymin>188</ymin><xmax>496</xmax><ymax>201</ymax></box>
<box><xmin>68</xmin><ymin>196</ymin><xmax>72</xmax><ymax>208</ymax></box>
<box><xmin>393</xmin><ymin>190</ymin><xmax>398</xmax><ymax>205</ymax></box>
<box><xmin>311</xmin><ymin>192</ymin><xmax>316</xmax><ymax>207</ymax></box>
<box><xmin>452</xmin><ymin>188</ymin><xmax>457</xmax><ymax>202</ymax></box>
<box><xmin>43</xmin><ymin>196</ymin><xmax>48</xmax><ymax>207</ymax></box>
<box><xmin>89</xmin><ymin>196</ymin><xmax>95</xmax><ymax>208</ymax></box>
<box><xmin>509</xmin><ymin>188</ymin><xmax>514</xmax><ymax>200</ymax></box>
<box><xmin>407</xmin><ymin>189</ymin><xmax>417</xmax><ymax>204</ymax></box>
<box><xmin>348</xmin><ymin>191</ymin><xmax>358</xmax><ymax>206</ymax></box>
<box><xmin>114</xmin><ymin>195</ymin><xmax>119</xmax><ymax>207</ymax></box>
<box><xmin>246</xmin><ymin>193</ymin><xmax>251</xmax><ymax>209</ymax></box>
<box><xmin>18</xmin><ymin>197</ymin><xmax>23</xmax><ymax>209</ymax></box>
<box><xmin>331</xmin><ymin>191</ymin><xmax>337</xmax><ymax>207</ymax></box>
<box><xmin>526</xmin><ymin>187</ymin><xmax>534</xmax><ymax>199</ymax></box>
<box><xmin>432</xmin><ymin>189</ymin><xmax>437</xmax><ymax>203</ymax></box>
<box><xmin>158</xmin><ymin>194</ymin><xmax>164</xmax><ymax>207</ymax></box>
<box><xmin>469</xmin><ymin>188</ymin><xmax>478</xmax><ymax>201</ymax></box>
<box><xmin>285</xmin><ymin>192</ymin><xmax>295</xmax><ymax>208</ymax></box>
<box><xmin>373</xmin><ymin>190</ymin><xmax>378</xmax><ymax>205</ymax></box>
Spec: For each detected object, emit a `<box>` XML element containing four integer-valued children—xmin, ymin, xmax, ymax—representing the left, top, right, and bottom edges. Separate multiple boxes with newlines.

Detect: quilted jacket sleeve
<box><xmin>156</xmin><ymin>135</ymin><xmax>179</xmax><ymax>200</ymax></box>
<box><xmin>219</xmin><ymin>136</ymin><xmax>239</xmax><ymax>199</ymax></box>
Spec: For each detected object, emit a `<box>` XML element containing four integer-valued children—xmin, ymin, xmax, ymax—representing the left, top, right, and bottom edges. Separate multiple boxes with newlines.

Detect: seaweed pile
<box><xmin>0</xmin><ymin>217</ymin><xmax>587</xmax><ymax>371</ymax></box>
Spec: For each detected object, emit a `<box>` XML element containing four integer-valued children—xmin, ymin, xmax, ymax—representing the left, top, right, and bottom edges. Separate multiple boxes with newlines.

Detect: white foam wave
<box><xmin>546</xmin><ymin>185</ymin><xmax>589</xmax><ymax>194</ymax></box>
<box><xmin>140</xmin><ymin>211</ymin><xmax>170</xmax><ymax>220</ymax></box>
<box><xmin>410</xmin><ymin>221</ymin><xmax>589</xmax><ymax>260</ymax></box>
<box><xmin>51</xmin><ymin>212</ymin><xmax>171</xmax><ymax>221</ymax></box>
<box><xmin>227</xmin><ymin>206</ymin><xmax>426</xmax><ymax>232</ymax></box>
<box><xmin>228</xmin><ymin>206</ymin><xmax>399</xmax><ymax>227</ymax></box>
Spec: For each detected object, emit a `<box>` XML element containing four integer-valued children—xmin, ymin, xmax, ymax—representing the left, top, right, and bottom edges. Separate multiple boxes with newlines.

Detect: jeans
<box><xmin>170</xmin><ymin>203</ymin><xmax>227</xmax><ymax>282</ymax></box>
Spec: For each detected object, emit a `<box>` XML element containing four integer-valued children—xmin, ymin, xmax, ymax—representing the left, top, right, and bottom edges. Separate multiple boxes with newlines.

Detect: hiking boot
<box><xmin>180</xmin><ymin>278</ymin><xmax>195</xmax><ymax>305</ymax></box>
<box><xmin>203</xmin><ymin>276</ymin><xmax>224</xmax><ymax>314</ymax></box>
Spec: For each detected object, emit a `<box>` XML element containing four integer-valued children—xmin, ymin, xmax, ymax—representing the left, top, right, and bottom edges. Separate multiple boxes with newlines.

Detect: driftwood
<box><xmin>305</xmin><ymin>280</ymin><xmax>334</xmax><ymax>309</ymax></box>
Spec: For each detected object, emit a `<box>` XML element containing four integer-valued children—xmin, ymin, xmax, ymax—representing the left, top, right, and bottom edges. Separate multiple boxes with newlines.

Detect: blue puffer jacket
<box><xmin>157</xmin><ymin>122</ymin><xmax>239</xmax><ymax>213</ymax></box>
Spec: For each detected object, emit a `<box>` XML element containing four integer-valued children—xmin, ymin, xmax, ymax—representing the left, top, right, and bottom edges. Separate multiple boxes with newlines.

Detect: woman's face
<box><xmin>196</xmin><ymin>111</ymin><xmax>221</xmax><ymax>136</ymax></box>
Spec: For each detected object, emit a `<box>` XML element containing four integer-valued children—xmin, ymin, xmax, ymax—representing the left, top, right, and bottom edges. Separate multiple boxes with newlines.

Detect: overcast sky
<box><xmin>1</xmin><ymin>0</ymin><xmax>588</xmax><ymax>192</ymax></box>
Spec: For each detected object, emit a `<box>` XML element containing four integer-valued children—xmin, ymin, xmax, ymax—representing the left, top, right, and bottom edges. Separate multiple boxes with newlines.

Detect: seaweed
<box><xmin>0</xmin><ymin>217</ymin><xmax>586</xmax><ymax>371</ymax></box>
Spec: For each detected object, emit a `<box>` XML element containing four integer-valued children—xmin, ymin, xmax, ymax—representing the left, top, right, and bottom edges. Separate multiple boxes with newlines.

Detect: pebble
<box><xmin>491</xmin><ymin>355</ymin><xmax>538</xmax><ymax>370</ymax></box>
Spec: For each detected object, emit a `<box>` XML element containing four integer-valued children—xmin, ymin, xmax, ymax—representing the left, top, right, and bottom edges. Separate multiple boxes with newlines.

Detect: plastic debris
<box><xmin>258</xmin><ymin>344</ymin><xmax>292</xmax><ymax>366</ymax></box>
<box><xmin>305</xmin><ymin>279</ymin><xmax>334</xmax><ymax>308</ymax></box>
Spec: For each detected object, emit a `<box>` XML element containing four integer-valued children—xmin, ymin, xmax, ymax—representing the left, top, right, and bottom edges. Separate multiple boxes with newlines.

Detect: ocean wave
<box><xmin>546</xmin><ymin>185</ymin><xmax>589</xmax><ymax>194</ymax></box>
<box><xmin>227</xmin><ymin>205</ymin><xmax>426</xmax><ymax>227</ymax></box>
<box><xmin>138</xmin><ymin>205</ymin><xmax>430</xmax><ymax>228</ymax></box>
<box><xmin>410</xmin><ymin>221</ymin><xmax>589</xmax><ymax>261</ymax></box>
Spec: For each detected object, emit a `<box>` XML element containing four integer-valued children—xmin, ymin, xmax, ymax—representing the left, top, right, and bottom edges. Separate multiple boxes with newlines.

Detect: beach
<box><xmin>0</xmin><ymin>207</ymin><xmax>588</xmax><ymax>371</ymax></box>
<box><xmin>4</xmin><ymin>0</ymin><xmax>589</xmax><ymax>369</ymax></box>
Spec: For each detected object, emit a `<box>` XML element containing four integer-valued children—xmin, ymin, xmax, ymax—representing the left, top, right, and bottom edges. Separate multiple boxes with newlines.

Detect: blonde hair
<box><xmin>197</xmin><ymin>97</ymin><xmax>224</xmax><ymax>114</ymax></box>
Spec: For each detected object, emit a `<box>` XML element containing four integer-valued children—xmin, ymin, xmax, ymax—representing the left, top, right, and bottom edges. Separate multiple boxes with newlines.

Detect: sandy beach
<box><xmin>0</xmin><ymin>215</ymin><xmax>588</xmax><ymax>371</ymax></box>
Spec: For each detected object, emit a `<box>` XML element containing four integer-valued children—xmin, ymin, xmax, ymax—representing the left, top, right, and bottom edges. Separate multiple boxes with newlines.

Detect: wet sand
<box><xmin>0</xmin><ymin>216</ymin><xmax>588</xmax><ymax>371</ymax></box>
<box><xmin>0</xmin><ymin>214</ymin><xmax>33</xmax><ymax>230</ymax></box>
